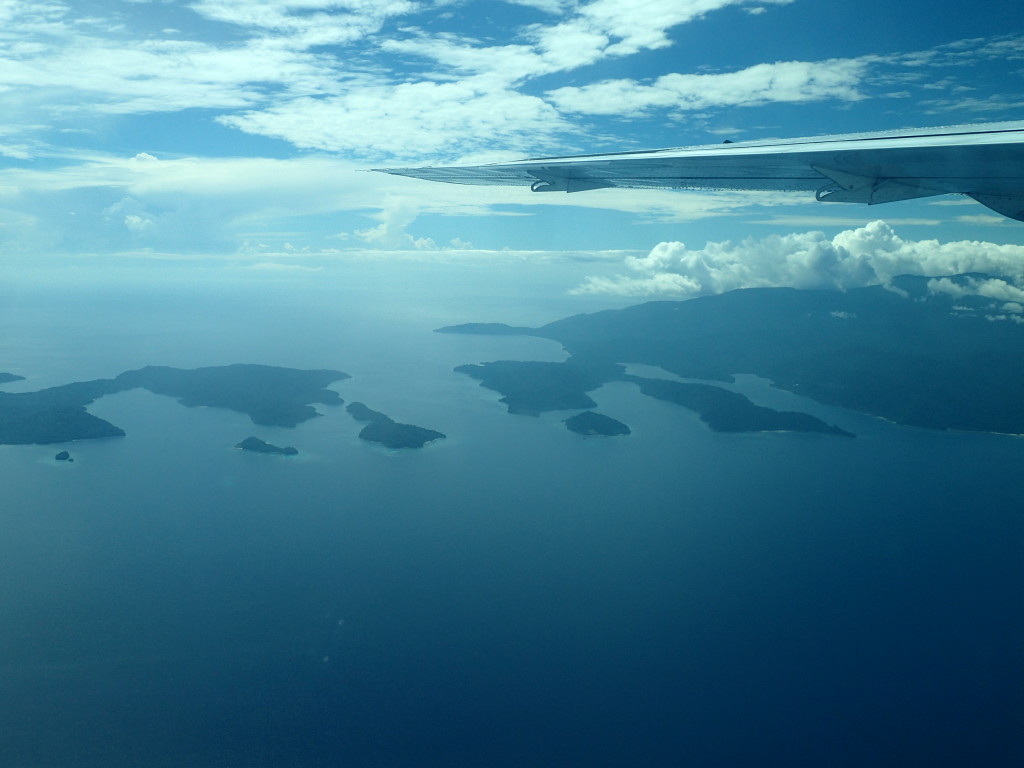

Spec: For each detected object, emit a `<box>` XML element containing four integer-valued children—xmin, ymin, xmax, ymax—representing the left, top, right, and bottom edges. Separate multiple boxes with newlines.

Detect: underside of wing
<box><xmin>376</xmin><ymin>122</ymin><xmax>1024</xmax><ymax>221</ymax></box>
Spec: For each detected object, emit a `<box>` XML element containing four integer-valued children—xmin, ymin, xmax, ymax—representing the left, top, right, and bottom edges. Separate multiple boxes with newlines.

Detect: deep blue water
<box><xmin>2</xmin><ymin>262</ymin><xmax>1023</xmax><ymax>767</ymax></box>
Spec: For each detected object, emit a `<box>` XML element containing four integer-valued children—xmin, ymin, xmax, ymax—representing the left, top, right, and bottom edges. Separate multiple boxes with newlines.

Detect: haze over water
<box><xmin>2</xmin><ymin>260</ymin><xmax>1022</xmax><ymax>767</ymax></box>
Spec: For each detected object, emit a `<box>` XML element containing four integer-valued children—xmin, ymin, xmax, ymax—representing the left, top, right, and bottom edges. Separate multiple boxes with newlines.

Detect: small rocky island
<box><xmin>235</xmin><ymin>437</ymin><xmax>298</xmax><ymax>456</ymax></box>
<box><xmin>564</xmin><ymin>411</ymin><xmax>631</xmax><ymax>436</ymax></box>
<box><xmin>0</xmin><ymin>364</ymin><xmax>348</xmax><ymax>445</ymax></box>
<box><xmin>346</xmin><ymin>402</ymin><xmax>445</xmax><ymax>449</ymax></box>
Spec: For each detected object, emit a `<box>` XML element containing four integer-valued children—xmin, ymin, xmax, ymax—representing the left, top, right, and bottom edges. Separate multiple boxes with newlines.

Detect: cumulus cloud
<box><xmin>571</xmin><ymin>221</ymin><xmax>1024</xmax><ymax>297</ymax></box>
<box><xmin>928</xmin><ymin>276</ymin><xmax>1024</xmax><ymax>302</ymax></box>
<box><xmin>124</xmin><ymin>214</ymin><xmax>155</xmax><ymax>232</ymax></box>
<box><xmin>352</xmin><ymin>199</ymin><xmax>436</xmax><ymax>249</ymax></box>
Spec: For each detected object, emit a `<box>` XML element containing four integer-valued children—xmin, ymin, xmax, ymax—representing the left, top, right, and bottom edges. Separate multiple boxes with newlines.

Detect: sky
<box><xmin>2</xmin><ymin>0</ymin><xmax>1024</xmax><ymax>298</ymax></box>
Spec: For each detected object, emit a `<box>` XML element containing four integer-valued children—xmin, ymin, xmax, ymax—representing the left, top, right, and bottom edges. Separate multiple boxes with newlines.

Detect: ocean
<box><xmin>2</xmin><ymin>259</ymin><xmax>1022</xmax><ymax>767</ymax></box>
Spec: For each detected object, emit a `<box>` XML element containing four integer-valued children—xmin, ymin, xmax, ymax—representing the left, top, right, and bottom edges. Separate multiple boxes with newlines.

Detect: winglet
<box><xmin>529</xmin><ymin>174</ymin><xmax>615</xmax><ymax>193</ymax></box>
<box><xmin>813</xmin><ymin>166</ymin><xmax>943</xmax><ymax>205</ymax></box>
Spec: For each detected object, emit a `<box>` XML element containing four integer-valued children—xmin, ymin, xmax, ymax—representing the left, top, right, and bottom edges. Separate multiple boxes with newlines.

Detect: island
<box><xmin>436</xmin><ymin>322</ymin><xmax>534</xmax><ymax>336</ymax></box>
<box><xmin>564</xmin><ymin>411</ymin><xmax>631</xmax><ymax>436</ymax></box>
<box><xmin>54</xmin><ymin>450</ymin><xmax>73</xmax><ymax>462</ymax></box>
<box><xmin>442</xmin><ymin>273</ymin><xmax>1024</xmax><ymax>436</ymax></box>
<box><xmin>625</xmin><ymin>376</ymin><xmax>853</xmax><ymax>436</ymax></box>
<box><xmin>116</xmin><ymin>364</ymin><xmax>347</xmax><ymax>427</ymax></box>
<box><xmin>453</xmin><ymin>360</ymin><xmax>624</xmax><ymax>416</ymax></box>
<box><xmin>346</xmin><ymin>402</ymin><xmax>446</xmax><ymax>449</ymax></box>
<box><xmin>0</xmin><ymin>364</ymin><xmax>349</xmax><ymax>445</ymax></box>
<box><xmin>454</xmin><ymin>359</ymin><xmax>849</xmax><ymax>436</ymax></box>
<box><xmin>346</xmin><ymin>402</ymin><xmax>389</xmax><ymax>422</ymax></box>
<box><xmin>0</xmin><ymin>373</ymin><xmax>25</xmax><ymax>385</ymax></box>
<box><xmin>0</xmin><ymin>379</ymin><xmax>127</xmax><ymax>444</ymax></box>
<box><xmin>235</xmin><ymin>436</ymin><xmax>298</xmax><ymax>456</ymax></box>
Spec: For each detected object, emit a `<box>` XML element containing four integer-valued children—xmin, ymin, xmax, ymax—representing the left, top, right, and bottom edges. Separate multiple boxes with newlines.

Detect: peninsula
<box><xmin>346</xmin><ymin>402</ymin><xmax>445</xmax><ymax>449</ymax></box>
<box><xmin>0</xmin><ymin>364</ymin><xmax>348</xmax><ymax>445</ymax></box>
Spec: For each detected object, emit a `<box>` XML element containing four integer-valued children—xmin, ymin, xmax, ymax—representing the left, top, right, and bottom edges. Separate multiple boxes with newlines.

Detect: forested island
<box><xmin>9</xmin><ymin>273</ymin><xmax>1023</xmax><ymax>448</ymax></box>
<box><xmin>0</xmin><ymin>364</ymin><xmax>348</xmax><ymax>445</ymax></box>
<box><xmin>1</xmin><ymin>363</ymin><xmax>447</xmax><ymax>453</ymax></box>
<box><xmin>564</xmin><ymin>411</ymin><xmax>631</xmax><ymax>436</ymax></box>
<box><xmin>441</xmin><ymin>274</ymin><xmax>1024</xmax><ymax>436</ymax></box>
<box><xmin>117</xmin><ymin>365</ymin><xmax>347</xmax><ymax>427</ymax></box>
<box><xmin>455</xmin><ymin>359</ymin><xmax>850</xmax><ymax>436</ymax></box>
<box><xmin>235</xmin><ymin>437</ymin><xmax>299</xmax><ymax>456</ymax></box>
<box><xmin>346</xmin><ymin>402</ymin><xmax>446</xmax><ymax>449</ymax></box>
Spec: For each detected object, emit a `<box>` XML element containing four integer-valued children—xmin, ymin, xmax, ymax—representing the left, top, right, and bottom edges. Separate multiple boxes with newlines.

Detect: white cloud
<box><xmin>379</xmin><ymin>35</ymin><xmax>549</xmax><ymax>81</ymax></box>
<box><xmin>548</xmin><ymin>59</ymin><xmax>868</xmax><ymax>116</ymax></box>
<box><xmin>2</xmin><ymin>2</ymin><xmax>1021</xmax><ymax>259</ymax></box>
<box><xmin>0</xmin><ymin>31</ymin><xmax>346</xmax><ymax>119</ymax></box>
<box><xmin>212</xmin><ymin>1</ymin><xmax>805</xmax><ymax>158</ymax></box>
<box><xmin>246</xmin><ymin>261</ymin><xmax>324</xmax><ymax>271</ymax></box>
<box><xmin>987</xmin><ymin>313</ymin><xmax>1024</xmax><ymax>323</ymax></box>
<box><xmin>571</xmin><ymin>220</ymin><xmax>1024</xmax><ymax>297</ymax></box>
<box><xmin>219</xmin><ymin>77</ymin><xmax>573</xmax><ymax>160</ymax></box>
<box><xmin>124</xmin><ymin>213</ymin><xmax>155</xmax><ymax>232</ymax></box>
<box><xmin>1</xmin><ymin>149</ymin><xmax>731</xmax><ymax>219</ymax></box>
<box><xmin>955</xmin><ymin>214</ymin><xmax>1010</xmax><ymax>225</ymax></box>
<box><xmin>756</xmin><ymin>215</ymin><xmax>943</xmax><ymax>228</ymax></box>
<box><xmin>503</xmin><ymin>0</ymin><xmax>570</xmax><ymax>12</ymax></box>
<box><xmin>189</xmin><ymin>0</ymin><xmax>419</xmax><ymax>48</ymax></box>
<box><xmin>929</xmin><ymin>276</ymin><xmax>1024</xmax><ymax>303</ymax></box>
<box><xmin>352</xmin><ymin>198</ymin><xmax>436</xmax><ymax>249</ymax></box>
<box><xmin>532</xmin><ymin>0</ymin><xmax>794</xmax><ymax>64</ymax></box>
<box><xmin>1</xmin><ymin>0</ymin><xmax>1016</xmax><ymax>168</ymax></box>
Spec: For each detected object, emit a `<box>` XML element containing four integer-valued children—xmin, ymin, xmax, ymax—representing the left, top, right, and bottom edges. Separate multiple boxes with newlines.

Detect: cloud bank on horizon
<box><xmin>2</xmin><ymin>0</ymin><xmax>1024</xmax><ymax>287</ymax></box>
<box><xmin>571</xmin><ymin>221</ymin><xmax>1024</xmax><ymax>298</ymax></box>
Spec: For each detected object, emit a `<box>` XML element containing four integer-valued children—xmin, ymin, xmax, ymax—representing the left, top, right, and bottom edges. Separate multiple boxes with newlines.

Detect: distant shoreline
<box><xmin>438</xmin><ymin>273</ymin><xmax>1024</xmax><ymax>436</ymax></box>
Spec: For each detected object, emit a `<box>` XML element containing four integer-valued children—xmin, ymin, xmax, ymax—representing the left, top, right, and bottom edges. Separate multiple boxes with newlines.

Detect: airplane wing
<box><xmin>376</xmin><ymin>121</ymin><xmax>1024</xmax><ymax>221</ymax></box>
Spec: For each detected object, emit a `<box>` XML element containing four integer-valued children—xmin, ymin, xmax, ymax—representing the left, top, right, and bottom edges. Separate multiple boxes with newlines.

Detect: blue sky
<box><xmin>3</xmin><ymin>0</ymin><xmax>1024</xmax><ymax>298</ymax></box>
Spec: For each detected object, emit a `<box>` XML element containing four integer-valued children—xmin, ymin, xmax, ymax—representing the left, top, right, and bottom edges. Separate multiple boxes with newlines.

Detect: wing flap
<box><xmin>812</xmin><ymin>166</ymin><xmax>945</xmax><ymax>205</ymax></box>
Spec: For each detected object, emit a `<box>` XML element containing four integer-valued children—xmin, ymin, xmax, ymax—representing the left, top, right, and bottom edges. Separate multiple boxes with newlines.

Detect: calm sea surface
<box><xmin>2</xmin><ymin>261</ymin><xmax>1022</xmax><ymax>767</ymax></box>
